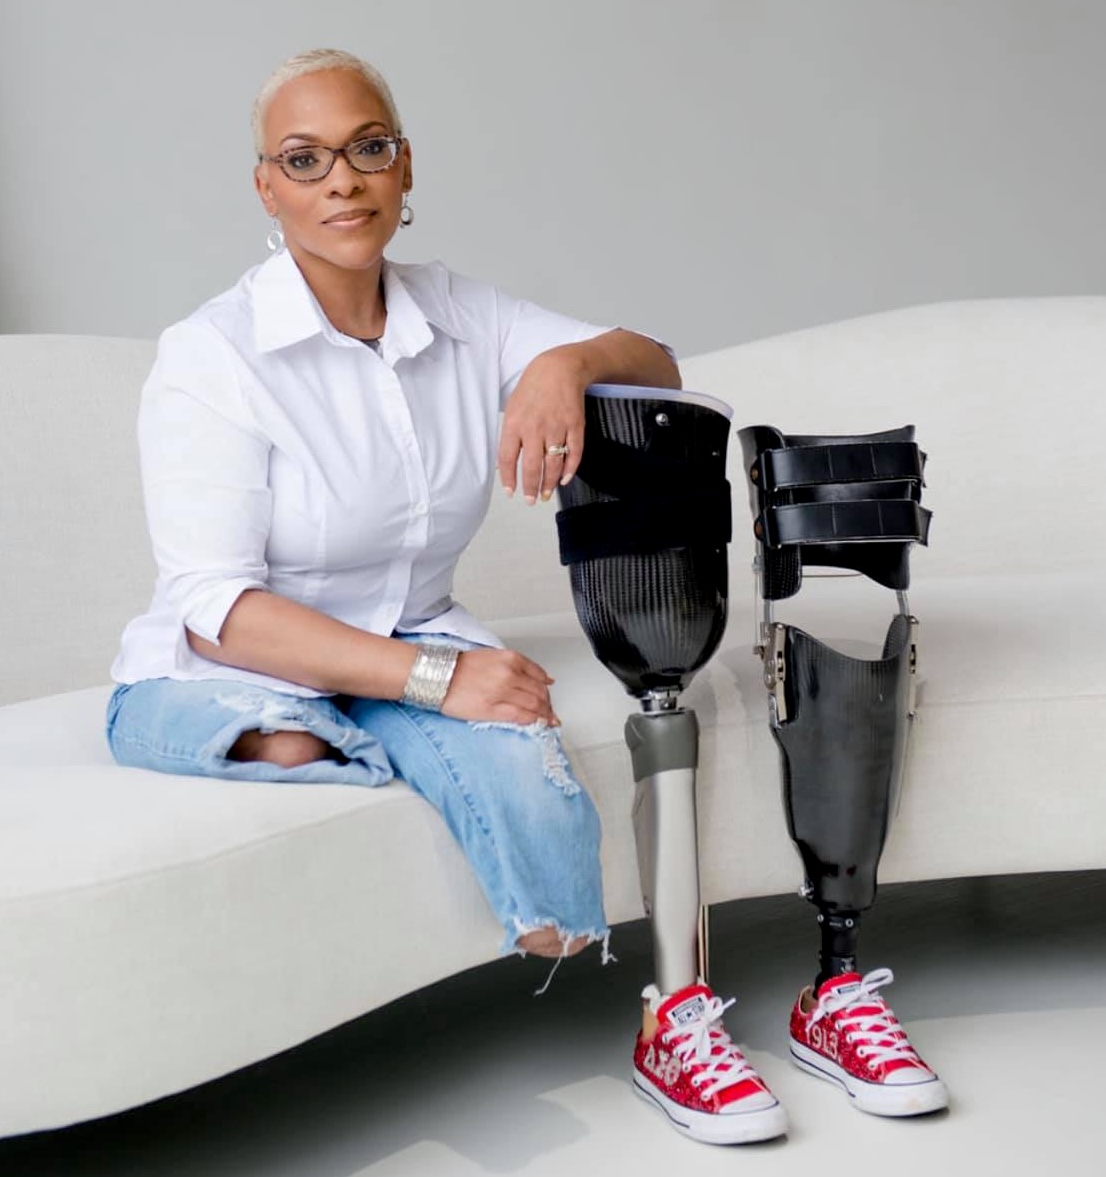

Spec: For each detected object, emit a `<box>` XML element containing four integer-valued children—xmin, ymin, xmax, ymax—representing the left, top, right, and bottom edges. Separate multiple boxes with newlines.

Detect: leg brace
<box><xmin>738</xmin><ymin>425</ymin><xmax>932</xmax><ymax>981</ymax></box>
<box><xmin>557</xmin><ymin>385</ymin><xmax>734</xmax><ymax>994</ymax></box>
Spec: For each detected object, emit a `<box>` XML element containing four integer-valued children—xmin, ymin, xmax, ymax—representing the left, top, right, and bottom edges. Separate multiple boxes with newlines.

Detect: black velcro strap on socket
<box><xmin>557</xmin><ymin>482</ymin><xmax>732</xmax><ymax>566</ymax></box>
<box><xmin>573</xmin><ymin>435</ymin><xmax>718</xmax><ymax>499</ymax></box>
<box><xmin>755</xmin><ymin>442</ymin><xmax>925</xmax><ymax>491</ymax></box>
<box><xmin>757</xmin><ymin>499</ymin><xmax>932</xmax><ymax>548</ymax></box>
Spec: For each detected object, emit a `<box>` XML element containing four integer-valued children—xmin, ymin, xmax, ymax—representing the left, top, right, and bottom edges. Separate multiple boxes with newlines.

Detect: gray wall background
<box><xmin>1</xmin><ymin>0</ymin><xmax>1103</xmax><ymax>358</ymax></box>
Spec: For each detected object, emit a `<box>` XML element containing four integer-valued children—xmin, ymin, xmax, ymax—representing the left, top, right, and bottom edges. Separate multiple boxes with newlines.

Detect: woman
<box><xmin>106</xmin><ymin>48</ymin><xmax>679</xmax><ymax>964</ymax></box>
<box><xmin>108</xmin><ymin>48</ymin><xmax>800</xmax><ymax>1146</ymax></box>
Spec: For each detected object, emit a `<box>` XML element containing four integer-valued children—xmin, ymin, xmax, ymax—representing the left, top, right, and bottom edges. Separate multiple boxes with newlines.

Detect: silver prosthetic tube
<box><xmin>626</xmin><ymin>709</ymin><xmax>702</xmax><ymax>996</ymax></box>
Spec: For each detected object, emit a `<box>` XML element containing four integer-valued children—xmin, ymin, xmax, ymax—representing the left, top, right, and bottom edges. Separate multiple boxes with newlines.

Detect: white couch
<box><xmin>3</xmin><ymin>298</ymin><xmax>1105</xmax><ymax>1138</ymax></box>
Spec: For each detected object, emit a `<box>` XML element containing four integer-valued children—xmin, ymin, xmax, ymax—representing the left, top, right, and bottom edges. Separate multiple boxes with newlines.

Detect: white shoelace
<box><xmin>662</xmin><ymin>995</ymin><xmax>760</xmax><ymax>1100</ymax></box>
<box><xmin>809</xmin><ymin>967</ymin><xmax>923</xmax><ymax>1070</ymax></box>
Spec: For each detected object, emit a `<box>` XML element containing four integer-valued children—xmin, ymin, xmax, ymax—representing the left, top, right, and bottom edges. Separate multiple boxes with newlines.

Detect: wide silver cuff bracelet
<box><xmin>400</xmin><ymin>644</ymin><xmax>461</xmax><ymax>711</ymax></box>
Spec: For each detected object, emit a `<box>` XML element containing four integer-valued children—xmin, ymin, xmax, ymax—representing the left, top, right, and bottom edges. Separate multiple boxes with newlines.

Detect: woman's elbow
<box><xmin>185</xmin><ymin>625</ymin><xmax>223</xmax><ymax>662</ymax></box>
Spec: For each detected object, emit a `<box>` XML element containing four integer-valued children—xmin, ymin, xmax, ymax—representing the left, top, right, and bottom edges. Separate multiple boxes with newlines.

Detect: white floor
<box><xmin>4</xmin><ymin>871</ymin><xmax>1104</xmax><ymax>1177</ymax></box>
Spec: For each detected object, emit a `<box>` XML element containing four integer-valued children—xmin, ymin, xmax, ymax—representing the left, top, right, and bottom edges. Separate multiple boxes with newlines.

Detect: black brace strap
<box><xmin>756</xmin><ymin>499</ymin><xmax>932</xmax><ymax>548</ymax></box>
<box><xmin>754</xmin><ymin>441</ymin><xmax>925</xmax><ymax>492</ymax></box>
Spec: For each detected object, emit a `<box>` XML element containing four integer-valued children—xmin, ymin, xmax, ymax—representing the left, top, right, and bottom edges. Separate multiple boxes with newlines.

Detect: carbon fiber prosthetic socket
<box><xmin>738</xmin><ymin>424</ymin><xmax>931</xmax><ymax>986</ymax></box>
<box><xmin>557</xmin><ymin>386</ymin><xmax>734</xmax><ymax>994</ymax></box>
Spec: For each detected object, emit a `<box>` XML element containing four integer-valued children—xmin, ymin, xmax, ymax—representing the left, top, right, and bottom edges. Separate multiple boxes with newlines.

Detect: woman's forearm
<box><xmin>561</xmin><ymin>328</ymin><xmax>681</xmax><ymax>391</ymax></box>
<box><xmin>188</xmin><ymin>588</ymin><xmax>560</xmax><ymax>725</ymax></box>
<box><xmin>186</xmin><ymin>588</ymin><xmax>417</xmax><ymax>697</ymax></box>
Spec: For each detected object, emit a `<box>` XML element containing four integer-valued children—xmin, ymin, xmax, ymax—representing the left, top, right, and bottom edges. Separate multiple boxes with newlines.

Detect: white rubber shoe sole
<box><xmin>790</xmin><ymin>1039</ymin><xmax>949</xmax><ymax>1117</ymax></box>
<box><xmin>631</xmin><ymin>1070</ymin><xmax>789</xmax><ymax>1144</ymax></box>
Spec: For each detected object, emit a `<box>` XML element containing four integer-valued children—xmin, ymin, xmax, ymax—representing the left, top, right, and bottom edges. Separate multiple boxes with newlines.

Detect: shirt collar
<box><xmin>251</xmin><ymin>249</ymin><xmax>468</xmax><ymax>358</ymax></box>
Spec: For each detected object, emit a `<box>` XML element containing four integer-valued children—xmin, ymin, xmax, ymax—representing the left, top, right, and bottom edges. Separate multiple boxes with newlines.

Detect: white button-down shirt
<box><xmin>111</xmin><ymin>249</ymin><xmax>610</xmax><ymax>696</ymax></box>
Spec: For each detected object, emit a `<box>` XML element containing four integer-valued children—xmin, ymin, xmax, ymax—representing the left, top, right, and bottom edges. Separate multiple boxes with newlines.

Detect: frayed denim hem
<box><xmin>505</xmin><ymin>917</ymin><xmax>616</xmax><ymax>995</ymax></box>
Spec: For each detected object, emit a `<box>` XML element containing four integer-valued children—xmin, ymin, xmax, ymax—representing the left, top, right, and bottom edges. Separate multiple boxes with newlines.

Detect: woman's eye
<box><xmin>286</xmin><ymin>150</ymin><xmax>320</xmax><ymax>171</ymax></box>
<box><xmin>351</xmin><ymin>138</ymin><xmax>387</xmax><ymax>158</ymax></box>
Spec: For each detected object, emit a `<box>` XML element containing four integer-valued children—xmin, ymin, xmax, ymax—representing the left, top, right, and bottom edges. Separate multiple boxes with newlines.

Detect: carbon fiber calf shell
<box><xmin>567</xmin><ymin>549</ymin><xmax>728</xmax><ymax>695</ymax></box>
<box><xmin>774</xmin><ymin>613</ymin><xmax>914</xmax><ymax>913</ymax></box>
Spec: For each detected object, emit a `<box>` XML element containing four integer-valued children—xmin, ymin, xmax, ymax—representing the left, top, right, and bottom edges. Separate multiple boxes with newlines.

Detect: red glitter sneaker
<box><xmin>632</xmin><ymin>982</ymin><xmax>788</xmax><ymax>1144</ymax></box>
<box><xmin>789</xmin><ymin>967</ymin><xmax>949</xmax><ymax>1116</ymax></box>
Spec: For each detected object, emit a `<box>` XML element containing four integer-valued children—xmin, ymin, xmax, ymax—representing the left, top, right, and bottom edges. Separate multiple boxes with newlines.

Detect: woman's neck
<box><xmin>289</xmin><ymin>246</ymin><xmax>387</xmax><ymax>340</ymax></box>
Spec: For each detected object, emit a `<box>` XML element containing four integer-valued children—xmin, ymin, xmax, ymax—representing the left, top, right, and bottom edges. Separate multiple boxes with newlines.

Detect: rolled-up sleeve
<box><xmin>495</xmin><ymin>290</ymin><xmax>611</xmax><ymax>407</ymax></box>
<box><xmin>139</xmin><ymin>321</ymin><xmax>272</xmax><ymax>644</ymax></box>
<box><xmin>494</xmin><ymin>289</ymin><xmax>678</xmax><ymax>407</ymax></box>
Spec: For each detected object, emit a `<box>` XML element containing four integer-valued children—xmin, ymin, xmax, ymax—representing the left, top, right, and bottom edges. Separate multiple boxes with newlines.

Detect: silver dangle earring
<box><xmin>266</xmin><ymin>217</ymin><xmax>285</xmax><ymax>253</ymax></box>
<box><xmin>400</xmin><ymin>194</ymin><xmax>414</xmax><ymax>228</ymax></box>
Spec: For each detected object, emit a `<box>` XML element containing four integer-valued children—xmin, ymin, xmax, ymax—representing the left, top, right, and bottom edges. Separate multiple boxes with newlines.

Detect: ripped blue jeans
<box><xmin>105</xmin><ymin>640</ymin><xmax>609</xmax><ymax>960</ymax></box>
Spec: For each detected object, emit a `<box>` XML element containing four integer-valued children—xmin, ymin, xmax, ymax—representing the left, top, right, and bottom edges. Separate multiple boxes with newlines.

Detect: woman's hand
<box><xmin>497</xmin><ymin>330</ymin><xmax>681</xmax><ymax>505</ymax></box>
<box><xmin>498</xmin><ymin>347</ymin><xmax>586</xmax><ymax>505</ymax></box>
<box><xmin>441</xmin><ymin>648</ymin><xmax>560</xmax><ymax>726</ymax></box>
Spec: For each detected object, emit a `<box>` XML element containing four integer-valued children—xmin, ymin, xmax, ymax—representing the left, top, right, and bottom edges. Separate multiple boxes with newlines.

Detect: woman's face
<box><xmin>254</xmin><ymin>68</ymin><xmax>411</xmax><ymax>277</ymax></box>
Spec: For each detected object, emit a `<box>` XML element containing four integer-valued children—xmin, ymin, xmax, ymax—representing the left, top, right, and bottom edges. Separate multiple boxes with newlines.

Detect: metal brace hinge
<box><xmin>753</xmin><ymin>554</ymin><xmax>772</xmax><ymax>656</ymax></box>
<box><xmin>907</xmin><ymin>615</ymin><xmax>920</xmax><ymax>718</ymax></box>
<box><xmin>763</xmin><ymin>621</ymin><xmax>788</xmax><ymax>726</ymax></box>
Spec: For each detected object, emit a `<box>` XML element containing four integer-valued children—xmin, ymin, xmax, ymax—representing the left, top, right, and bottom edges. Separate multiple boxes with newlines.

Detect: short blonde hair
<box><xmin>252</xmin><ymin>48</ymin><xmax>403</xmax><ymax>155</ymax></box>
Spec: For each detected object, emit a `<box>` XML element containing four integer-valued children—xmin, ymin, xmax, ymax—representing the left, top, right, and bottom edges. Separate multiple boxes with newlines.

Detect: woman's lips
<box><xmin>323</xmin><ymin>209</ymin><xmax>376</xmax><ymax>227</ymax></box>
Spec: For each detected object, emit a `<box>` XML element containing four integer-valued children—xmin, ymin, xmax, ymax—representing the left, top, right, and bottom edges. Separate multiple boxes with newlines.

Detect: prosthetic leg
<box><xmin>556</xmin><ymin>384</ymin><xmax>733</xmax><ymax>994</ymax></box>
<box><xmin>557</xmin><ymin>387</ymin><xmax>788</xmax><ymax>1144</ymax></box>
<box><xmin>739</xmin><ymin>424</ymin><xmax>948</xmax><ymax>1116</ymax></box>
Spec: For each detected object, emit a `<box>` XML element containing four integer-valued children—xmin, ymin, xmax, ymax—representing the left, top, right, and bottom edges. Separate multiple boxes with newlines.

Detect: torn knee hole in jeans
<box><xmin>470</xmin><ymin>720</ymin><xmax>580</xmax><ymax>795</ymax></box>
<box><xmin>215</xmin><ymin>692</ymin><xmax>313</xmax><ymax>734</ymax></box>
<box><xmin>213</xmin><ymin>693</ymin><xmax>347</xmax><ymax>762</ymax></box>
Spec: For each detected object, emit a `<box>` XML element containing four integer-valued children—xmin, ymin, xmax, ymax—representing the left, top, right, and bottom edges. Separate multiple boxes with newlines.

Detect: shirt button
<box><xmin>414</xmin><ymin>501</ymin><xmax>429</xmax><ymax>517</ymax></box>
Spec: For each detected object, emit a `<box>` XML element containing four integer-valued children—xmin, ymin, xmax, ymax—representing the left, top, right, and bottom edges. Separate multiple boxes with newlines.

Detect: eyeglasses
<box><xmin>260</xmin><ymin>135</ymin><xmax>403</xmax><ymax>183</ymax></box>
